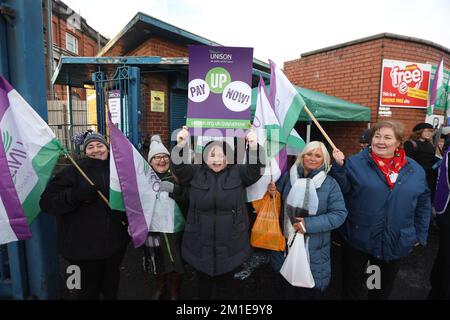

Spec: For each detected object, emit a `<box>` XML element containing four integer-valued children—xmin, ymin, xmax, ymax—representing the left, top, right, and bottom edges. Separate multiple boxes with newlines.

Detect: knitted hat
<box><xmin>83</xmin><ymin>131</ymin><xmax>108</xmax><ymax>151</ymax></box>
<box><xmin>413</xmin><ymin>122</ymin><xmax>434</xmax><ymax>132</ymax></box>
<box><xmin>147</xmin><ymin>135</ymin><xmax>169</xmax><ymax>162</ymax></box>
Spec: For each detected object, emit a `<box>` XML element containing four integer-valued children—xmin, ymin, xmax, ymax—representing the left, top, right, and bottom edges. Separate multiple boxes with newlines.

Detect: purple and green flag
<box><xmin>0</xmin><ymin>76</ymin><xmax>63</xmax><ymax>245</ymax></box>
<box><xmin>108</xmin><ymin>114</ymin><xmax>184</xmax><ymax>248</ymax></box>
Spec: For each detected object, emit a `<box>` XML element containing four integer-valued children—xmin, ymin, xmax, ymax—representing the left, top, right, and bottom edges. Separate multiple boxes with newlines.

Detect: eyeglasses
<box><xmin>153</xmin><ymin>155</ymin><xmax>169</xmax><ymax>162</ymax></box>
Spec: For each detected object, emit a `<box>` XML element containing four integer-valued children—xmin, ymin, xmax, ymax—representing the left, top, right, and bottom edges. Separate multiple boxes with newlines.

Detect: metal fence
<box><xmin>47</xmin><ymin>92</ymin><xmax>97</xmax><ymax>152</ymax></box>
<box><xmin>46</xmin><ymin>86</ymin><xmax>149</xmax><ymax>155</ymax></box>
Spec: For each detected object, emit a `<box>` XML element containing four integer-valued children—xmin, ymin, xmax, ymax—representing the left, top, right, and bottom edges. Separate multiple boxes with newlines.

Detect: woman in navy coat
<box><xmin>331</xmin><ymin>121</ymin><xmax>431</xmax><ymax>300</ymax></box>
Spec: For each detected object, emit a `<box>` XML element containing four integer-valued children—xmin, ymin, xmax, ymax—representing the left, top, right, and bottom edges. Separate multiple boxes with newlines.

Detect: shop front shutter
<box><xmin>169</xmin><ymin>91</ymin><xmax>187</xmax><ymax>147</ymax></box>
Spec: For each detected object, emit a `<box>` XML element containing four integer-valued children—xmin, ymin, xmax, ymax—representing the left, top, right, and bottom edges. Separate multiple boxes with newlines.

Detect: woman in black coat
<box><xmin>171</xmin><ymin>127</ymin><xmax>263</xmax><ymax>299</ymax></box>
<box><xmin>40</xmin><ymin>132</ymin><xmax>129</xmax><ymax>300</ymax></box>
<box><xmin>404</xmin><ymin>122</ymin><xmax>437</xmax><ymax>200</ymax></box>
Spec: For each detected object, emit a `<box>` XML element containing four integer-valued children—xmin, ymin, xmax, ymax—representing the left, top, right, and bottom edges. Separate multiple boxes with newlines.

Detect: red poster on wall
<box><xmin>380</xmin><ymin>59</ymin><xmax>431</xmax><ymax>108</ymax></box>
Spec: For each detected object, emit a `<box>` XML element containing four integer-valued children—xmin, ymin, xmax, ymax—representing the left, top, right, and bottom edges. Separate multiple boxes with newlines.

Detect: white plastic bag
<box><xmin>280</xmin><ymin>233</ymin><xmax>315</xmax><ymax>288</ymax></box>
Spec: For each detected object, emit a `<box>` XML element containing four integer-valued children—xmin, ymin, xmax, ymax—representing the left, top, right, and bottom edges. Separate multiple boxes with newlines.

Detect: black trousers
<box><xmin>342</xmin><ymin>241</ymin><xmax>400</xmax><ymax>300</ymax></box>
<box><xmin>428</xmin><ymin>221</ymin><xmax>450</xmax><ymax>299</ymax></box>
<box><xmin>66</xmin><ymin>249</ymin><xmax>126</xmax><ymax>300</ymax></box>
<box><xmin>196</xmin><ymin>270</ymin><xmax>238</xmax><ymax>300</ymax></box>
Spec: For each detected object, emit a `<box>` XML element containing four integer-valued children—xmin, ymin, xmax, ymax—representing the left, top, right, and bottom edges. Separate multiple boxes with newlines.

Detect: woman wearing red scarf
<box><xmin>330</xmin><ymin>121</ymin><xmax>430</xmax><ymax>300</ymax></box>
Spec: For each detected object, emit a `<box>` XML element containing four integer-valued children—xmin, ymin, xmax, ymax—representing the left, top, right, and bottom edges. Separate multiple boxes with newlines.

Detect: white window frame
<box><xmin>53</xmin><ymin>58</ymin><xmax>59</xmax><ymax>71</ymax></box>
<box><xmin>65</xmin><ymin>32</ymin><xmax>78</xmax><ymax>54</ymax></box>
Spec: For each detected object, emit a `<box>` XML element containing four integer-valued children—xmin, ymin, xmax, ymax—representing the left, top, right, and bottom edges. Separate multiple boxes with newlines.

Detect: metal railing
<box><xmin>46</xmin><ymin>79</ymin><xmax>149</xmax><ymax>155</ymax></box>
<box><xmin>47</xmin><ymin>92</ymin><xmax>97</xmax><ymax>152</ymax></box>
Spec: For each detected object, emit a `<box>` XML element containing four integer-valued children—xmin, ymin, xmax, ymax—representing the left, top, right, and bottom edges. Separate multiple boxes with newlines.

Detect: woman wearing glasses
<box><xmin>144</xmin><ymin>135</ymin><xmax>187</xmax><ymax>300</ymax></box>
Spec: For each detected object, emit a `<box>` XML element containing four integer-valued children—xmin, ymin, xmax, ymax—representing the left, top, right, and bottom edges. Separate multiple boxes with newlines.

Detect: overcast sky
<box><xmin>62</xmin><ymin>0</ymin><xmax>450</xmax><ymax>67</ymax></box>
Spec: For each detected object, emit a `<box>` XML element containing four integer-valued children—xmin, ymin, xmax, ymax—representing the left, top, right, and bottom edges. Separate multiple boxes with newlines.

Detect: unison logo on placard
<box><xmin>209</xmin><ymin>49</ymin><xmax>233</xmax><ymax>62</ymax></box>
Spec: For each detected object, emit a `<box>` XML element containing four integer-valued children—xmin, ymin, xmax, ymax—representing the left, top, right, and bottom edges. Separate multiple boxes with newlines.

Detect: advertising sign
<box><xmin>380</xmin><ymin>59</ymin><xmax>431</xmax><ymax>108</ymax></box>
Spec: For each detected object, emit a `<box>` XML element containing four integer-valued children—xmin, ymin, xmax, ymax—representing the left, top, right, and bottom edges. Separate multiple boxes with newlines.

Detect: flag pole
<box><xmin>267</xmin><ymin>146</ymin><xmax>278</xmax><ymax>213</ymax></box>
<box><xmin>64</xmin><ymin>153</ymin><xmax>111</xmax><ymax>208</ymax></box>
<box><xmin>303</xmin><ymin>104</ymin><xmax>338</xmax><ymax>150</ymax></box>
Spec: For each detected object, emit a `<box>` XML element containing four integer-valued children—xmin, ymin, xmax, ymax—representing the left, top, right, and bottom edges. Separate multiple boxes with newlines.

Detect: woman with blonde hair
<box><xmin>268</xmin><ymin>141</ymin><xmax>347</xmax><ymax>299</ymax></box>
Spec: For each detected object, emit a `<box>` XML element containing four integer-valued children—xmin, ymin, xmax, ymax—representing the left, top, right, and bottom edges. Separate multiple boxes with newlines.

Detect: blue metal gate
<box><xmin>92</xmin><ymin>66</ymin><xmax>142</xmax><ymax>149</ymax></box>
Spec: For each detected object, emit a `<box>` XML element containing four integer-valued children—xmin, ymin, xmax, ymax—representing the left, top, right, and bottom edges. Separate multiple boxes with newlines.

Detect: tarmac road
<box><xmin>114</xmin><ymin>229</ymin><xmax>439</xmax><ymax>300</ymax></box>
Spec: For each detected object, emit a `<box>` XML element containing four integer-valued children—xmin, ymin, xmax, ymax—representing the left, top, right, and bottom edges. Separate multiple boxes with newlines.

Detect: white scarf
<box><xmin>284</xmin><ymin>163</ymin><xmax>327</xmax><ymax>238</ymax></box>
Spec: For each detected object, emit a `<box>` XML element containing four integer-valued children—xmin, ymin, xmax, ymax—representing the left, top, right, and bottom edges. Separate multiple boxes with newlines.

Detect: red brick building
<box><xmin>42</xmin><ymin>0</ymin><xmax>108</xmax><ymax>98</ymax></box>
<box><xmin>41</xmin><ymin>0</ymin><xmax>109</xmax><ymax>148</ymax></box>
<box><xmin>284</xmin><ymin>33</ymin><xmax>450</xmax><ymax>155</ymax></box>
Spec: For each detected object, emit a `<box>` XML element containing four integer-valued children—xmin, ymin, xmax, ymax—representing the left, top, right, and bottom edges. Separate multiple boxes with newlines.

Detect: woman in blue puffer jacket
<box><xmin>331</xmin><ymin>121</ymin><xmax>431</xmax><ymax>300</ymax></box>
<box><xmin>269</xmin><ymin>141</ymin><xmax>347</xmax><ymax>299</ymax></box>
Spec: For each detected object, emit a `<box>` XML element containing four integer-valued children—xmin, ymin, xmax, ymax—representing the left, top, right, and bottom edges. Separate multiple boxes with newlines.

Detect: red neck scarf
<box><xmin>370</xmin><ymin>148</ymin><xmax>407</xmax><ymax>189</ymax></box>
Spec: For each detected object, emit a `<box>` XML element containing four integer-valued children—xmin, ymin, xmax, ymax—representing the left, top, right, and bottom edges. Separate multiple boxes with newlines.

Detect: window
<box><xmin>52</xmin><ymin>21</ymin><xmax>58</xmax><ymax>44</ymax></box>
<box><xmin>65</xmin><ymin>32</ymin><xmax>78</xmax><ymax>54</ymax></box>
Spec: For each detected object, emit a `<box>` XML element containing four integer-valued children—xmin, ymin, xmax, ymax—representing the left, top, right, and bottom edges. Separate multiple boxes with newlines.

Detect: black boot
<box><xmin>169</xmin><ymin>272</ymin><xmax>182</xmax><ymax>300</ymax></box>
<box><xmin>152</xmin><ymin>273</ymin><xmax>166</xmax><ymax>300</ymax></box>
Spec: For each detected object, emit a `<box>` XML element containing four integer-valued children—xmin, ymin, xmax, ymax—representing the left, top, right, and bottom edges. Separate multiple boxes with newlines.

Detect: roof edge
<box><xmin>51</xmin><ymin>56</ymin><xmax>270</xmax><ymax>86</ymax></box>
<box><xmin>300</xmin><ymin>33</ymin><xmax>450</xmax><ymax>58</ymax></box>
<box><xmin>56</xmin><ymin>0</ymin><xmax>109</xmax><ymax>44</ymax></box>
<box><xmin>96</xmin><ymin>12</ymin><xmax>142</xmax><ymax>57</ymax></box>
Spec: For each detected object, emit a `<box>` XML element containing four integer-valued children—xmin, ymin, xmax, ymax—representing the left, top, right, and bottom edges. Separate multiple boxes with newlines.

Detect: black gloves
<box><xmin>111</xmin><ymin>209</ymin><xmax>129</xmax><ymax>228</ymax></box>
<box><xmin>72</xmin><ymin>184</ymin><xmax>98</xmax><ymax>203</ymax></box>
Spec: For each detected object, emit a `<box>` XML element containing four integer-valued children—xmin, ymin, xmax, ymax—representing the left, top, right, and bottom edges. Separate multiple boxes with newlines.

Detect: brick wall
<box><xmin>141</xmin><ymin>73</ymin><xmax>170</xmax><ymax>147</ymax></box>
<box><xmin>128</xmin><ymin>36</ymin><xmax>188</xmax><ymax>57</ymax></box>
<box><xmin>284</xmin><ymin>37</ymin><xmax>450</xmax><ymax>156</ymax></box>
<box><xmin>102</xmin><ymin>35</ymin><xmax>189</xmax><ymax>57</ymax></box>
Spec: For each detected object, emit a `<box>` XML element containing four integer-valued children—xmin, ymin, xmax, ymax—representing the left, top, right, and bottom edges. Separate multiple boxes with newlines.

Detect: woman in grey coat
<box><xmin>269</xmin><ymin>141</ymin><xmax>347</xmax><ymax>299</ymax></box>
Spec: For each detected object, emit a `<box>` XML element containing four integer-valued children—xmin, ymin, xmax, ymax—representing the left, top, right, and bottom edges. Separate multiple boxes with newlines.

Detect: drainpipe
<box><xmin>45</xmin><ymin>0</ymin><xmax>54</xmax><ymax>97</ymax></box>
<box><xmin>67</xmin><ymin>85</ymin><xmax>73</xmax><ymax>150</ymax></box>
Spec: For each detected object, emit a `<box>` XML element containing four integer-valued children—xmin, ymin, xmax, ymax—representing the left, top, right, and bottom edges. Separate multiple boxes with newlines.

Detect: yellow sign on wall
<box><xmin>86</xmin><ymin>89</ymin><xmax>97</xmax><ymax>130</ymax></box>
<box><xmin>151</xmin><ymin>90</ymin><xmax>165</xmax><ymax>112</ymax></box>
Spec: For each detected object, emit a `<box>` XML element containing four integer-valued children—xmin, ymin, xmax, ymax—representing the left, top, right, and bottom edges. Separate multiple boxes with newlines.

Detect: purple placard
<box><xmin>187</xmin><ymin>45</ymin><xmax>253</xmax><ymax>137</ymax></box>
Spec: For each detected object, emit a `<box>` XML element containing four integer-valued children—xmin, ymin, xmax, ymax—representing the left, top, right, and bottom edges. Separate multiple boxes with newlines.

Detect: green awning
<box><xmin>251</xmin><ymin>85</ymin><xmax>371</xmax><ymax>122</ymax></box>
